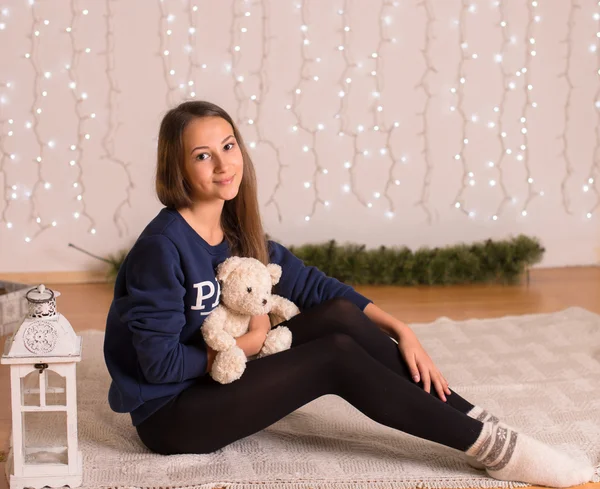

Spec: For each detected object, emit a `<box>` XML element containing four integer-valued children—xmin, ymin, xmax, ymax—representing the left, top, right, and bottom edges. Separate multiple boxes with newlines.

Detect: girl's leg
<box><xmin>136</xmin><ymin>333</ymin><xmax>483</xmax><ymax>456</ymax></box>
<box><xmin>279</xmin><ymin>297</ymin><xmax>474</xmax><ymax>413</ymax></box>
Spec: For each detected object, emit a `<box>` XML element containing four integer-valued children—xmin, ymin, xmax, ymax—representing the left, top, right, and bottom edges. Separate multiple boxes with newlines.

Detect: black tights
<box><xmin>135</xmin><ymin>298</ymin><xmax>484</xmax><ymax>455</ymax></box>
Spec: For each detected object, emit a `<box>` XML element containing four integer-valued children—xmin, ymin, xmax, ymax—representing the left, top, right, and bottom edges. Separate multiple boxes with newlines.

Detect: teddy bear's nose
<box><xmin>262</xmin><ymin>299</ymin><xmax>267</xmax><ymax>305</ymax></box>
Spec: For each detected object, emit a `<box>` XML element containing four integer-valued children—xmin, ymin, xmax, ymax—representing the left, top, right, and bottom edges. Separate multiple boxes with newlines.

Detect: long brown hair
<box><xmin>155</xmin><ymin>100</ymin><xmax>269</xmax><ymax>265</ymax></box>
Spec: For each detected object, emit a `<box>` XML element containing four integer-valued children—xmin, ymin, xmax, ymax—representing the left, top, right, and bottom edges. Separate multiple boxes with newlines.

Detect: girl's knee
<box><xmin>325</xmin><ymin>332</ymin><xmax>363</xmax><ymax>358</ymax></box>
<box><xmin>321</xmin><ymin>297</ymin><xmax>362</xmax><ymax>321</ymax></box>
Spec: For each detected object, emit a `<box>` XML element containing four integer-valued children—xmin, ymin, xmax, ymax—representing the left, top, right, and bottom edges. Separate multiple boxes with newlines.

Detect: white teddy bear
<box><xmin>201</xmin><ymin>256</ymin><xmax>300</xmax><ymax>384</ymax></box>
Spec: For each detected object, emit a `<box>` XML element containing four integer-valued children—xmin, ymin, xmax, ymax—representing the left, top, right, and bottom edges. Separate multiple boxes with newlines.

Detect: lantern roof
<box><xmin>1</xmin><ymin>284</ymin><xmax>82</xmax><ymax>364</ymax></box>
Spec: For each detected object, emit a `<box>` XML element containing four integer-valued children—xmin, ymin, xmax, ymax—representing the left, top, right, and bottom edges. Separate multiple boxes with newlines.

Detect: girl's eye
<box><xmin>195</xmin><ymin>143</ymin><xmax>235</xmax><ymax>161</ymax></box>
<box><xmin>247</xmin><ymin>287</ymin><xmax>252</xmax><ymax>293</ymax></box>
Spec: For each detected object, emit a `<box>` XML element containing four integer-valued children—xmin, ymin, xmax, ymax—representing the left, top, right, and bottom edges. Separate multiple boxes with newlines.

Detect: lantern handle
<box><xmin>26</xmin><ymin>285</ymin><xmax>55</xmax><ymax>303</ymax></box>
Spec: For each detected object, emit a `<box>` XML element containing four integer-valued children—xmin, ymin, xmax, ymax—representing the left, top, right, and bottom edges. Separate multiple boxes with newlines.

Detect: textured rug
<box><xmin>6</xmin><ymin>307</ymin><xmax>600</xmax><ymax>489</ymax></box>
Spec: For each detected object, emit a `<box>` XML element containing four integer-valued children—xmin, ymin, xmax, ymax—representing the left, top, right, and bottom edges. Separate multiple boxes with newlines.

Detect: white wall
<box><xmin>0</xmin><ymin>0</ymin><xmax>599</xmax><ymax>273</ymax></box>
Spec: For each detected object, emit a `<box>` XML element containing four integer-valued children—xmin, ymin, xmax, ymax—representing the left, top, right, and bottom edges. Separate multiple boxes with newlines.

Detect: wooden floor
<box><xmin>0</xmin><ymin>266</ymin><xmax>599</xmax><ymax>489</ymax></box>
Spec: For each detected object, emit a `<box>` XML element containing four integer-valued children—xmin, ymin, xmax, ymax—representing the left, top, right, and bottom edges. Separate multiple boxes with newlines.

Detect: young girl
<box><xmin>103</xmin><ymin>100</ymin><xmax>594</xmax><ymax>487</ymax></box>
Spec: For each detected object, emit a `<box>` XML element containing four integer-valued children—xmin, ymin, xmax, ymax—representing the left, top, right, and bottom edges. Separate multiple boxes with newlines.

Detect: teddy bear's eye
<box><xmin>247</xmin><ymin>286</ymin><xmax>252</xmax><ymax>293</ymax></box>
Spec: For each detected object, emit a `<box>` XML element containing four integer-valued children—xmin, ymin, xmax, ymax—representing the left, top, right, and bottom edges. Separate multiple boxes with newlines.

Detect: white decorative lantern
<box><xmin>1</xmin><ymin>284</ymin><xmax>83</xmax><ymax>489</ymax></box>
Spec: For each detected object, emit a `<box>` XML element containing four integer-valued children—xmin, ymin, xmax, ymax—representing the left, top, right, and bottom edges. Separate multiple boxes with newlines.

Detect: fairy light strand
<box><xmin>334</xmin><ymin>1</ymin><xmax>370</xmax><ymax>211</ymax></box>
<box><xmin>288</xmin><ymin>0</ymin><xmax>328</xmax><ymax>222</ymax></box>
<box><xmin>413</xmin><ymin>0</ymin><xmax>436</xmax><ymax>223</ymax></box>
<box><xmin>372</xmin><ymin>0</ymin><xmax>402</xmax><ymax>220</ymax></box>
<box><xmin>585</xmin><ymin>6</ymin><xmax>600</xmax><ymax>220</ymax></box>
<box><xmin>558</xmin><ymin>0</ymin><xmax>577</xmax><ymax>215</ymax></box>
<box><xmin>158</xmin><ymin>0</ymin><xmax>178</xmax><ymax>108</ymax></box>
<box><xmin>0</xmin><ymin>82</ymin><xmax>12</xmax><ymax>229</ymax></box>
<box><xmin>66</xmin><ymin>0</ymin><xmax>97</xmax><ymax>235</ymax></box>
<box><xmin>490</xmin><ymin>0</ymin><xmax>513</xmax><ymax>221</ymax></box>
<box><xmin>184</xmin><ymin>1</ymin><xmax>201</xmax><ymax>99</ymax></box>
<box><xmin>253</xmin><ymin>0</ymin><xmax>289</xmax><ymax>224</ymax></box>
<box><xmin>452</xmin><ymin>0</ymin><xmax>472</xmax><ymax>218</ymax></box>
<box><xmin>519</xmin><ymin>0</ymin><xmax>541</xmax><ymax>217</ymax></box>
<box><xmin>20</xmin><ymin>2</ymin><xmax>57</xmax><ymax>242</ymax></box>
<box><xmin>100</xmin><ymin>0</ymin><xmax>134</xmax><ymax>237</ymax></box>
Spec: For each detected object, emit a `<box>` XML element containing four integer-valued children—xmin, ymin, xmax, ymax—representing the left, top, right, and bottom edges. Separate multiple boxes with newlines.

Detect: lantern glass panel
<box><xmin>23</xmin><ymin>411</ymin><xmax>68</xmax><ymax>465</ymax></box>
<box><xmin>46</xmin><ymin>369</ymin><xmax>67</xmax><ymax>406</ymax></box>
<box><xmin>20</xmin><ymin>371</ymin><xmax>39</xmax><ymax>406</ymax></box>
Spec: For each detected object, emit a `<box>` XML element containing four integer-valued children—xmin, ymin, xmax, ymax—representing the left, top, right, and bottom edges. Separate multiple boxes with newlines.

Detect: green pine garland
<box><xmin>70</xmin><ymin>234</ymin><xmax>544</xmax><ymax>286</ymax></box>
<box><xmin>286</xmin><ymin>234</ymin><xmax>544</xmax><ymax>286</ymax></box>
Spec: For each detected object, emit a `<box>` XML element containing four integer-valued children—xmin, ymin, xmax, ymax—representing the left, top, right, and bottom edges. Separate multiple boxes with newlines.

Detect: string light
<box><xmin>585</xmin><ymin>7</ymin><xmax>600</xmax><ymax>220</ymax></box>
<box><xmin>331</xmin><ymin>1</ymin><xmax>402</xmax><ymax>222</ymax></box>
<box><xmin>0</xmin><ymin>82</ymin><xmax>13</xmax><ymax>229</ymax></box>
<box><xmin>158</xmin><ymin>0</ymin><xmax>179</xmax><ymax>107</ymax></box>
<box><xmin>519</xmin><ymin>0</ymin><xmax>542</xmax><ymax>217</ymax></box>
<box><xmin>184</xmin><ymin>2</ymin><xmax>201</xmax><ymax>99</ymax></box>
<box><xmin>287</xmin><ymin>0</ymin><xmax>329</xmax><ymax>223</ymax></box>
<box><xmin>558</xmin><ymin>1</ymin><xmax>577</xmax><ymax>215</ymax></box>
<box><xmin>452</xmin><ymin>0</ymin><xmax>474</xmax><ymax>218</ymax></box>
<box><xmin>100</xmin><ymin>0</ymin><xmax>134</xmax><ymax>238</ymax></box>
<box><xmin>414</xmin><ymin>0</ymin><xmax>436</xmax><ymax>224</ymax></box>
<box><xmin>489</xmin><ymin>1</ymin><xmax>513</xmax><ymax>220</ymax></box>
<box><xmin>66</xmin><ymin>0</ymin><xmax>97</xmax><ymax>235</ymax></box>
<box><xmin>21</xmin><ymin>1</ymin><xmax>53</xmax><ymax>242</ymax></box>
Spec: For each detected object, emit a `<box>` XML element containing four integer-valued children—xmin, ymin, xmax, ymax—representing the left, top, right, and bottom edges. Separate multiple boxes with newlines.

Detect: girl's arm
<box><xmin>363</xmin><ymin>302</ymin><xmax>409</xmax><ymax>341</ymax></box>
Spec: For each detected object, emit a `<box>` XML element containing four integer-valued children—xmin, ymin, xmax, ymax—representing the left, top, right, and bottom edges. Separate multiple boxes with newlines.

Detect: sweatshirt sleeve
<box><xmin>268</xmin><ymin>240</ymin><xmax>373</xmax><ymax>312</ymax></box>
<box><xmin>118</xmin><ymin>235</ymin><xmax>207</xmax><ymax>384</ymax></box>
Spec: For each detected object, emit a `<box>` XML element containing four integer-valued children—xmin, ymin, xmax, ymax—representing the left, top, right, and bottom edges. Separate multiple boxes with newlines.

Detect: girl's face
<box><xmin>182</xmin><ymin>116</ymin><xmax>244</xmax><ymax>203</ymax></box>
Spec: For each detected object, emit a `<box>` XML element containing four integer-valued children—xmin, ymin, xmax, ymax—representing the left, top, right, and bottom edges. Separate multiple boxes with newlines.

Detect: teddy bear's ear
<box><xmin>267</xmin><ymin>263</ymin><xmax>282</xmax><ymax>285</ymax></box>
<box><xmin>216</xmin><ymin>256</ymin><xmax>244</xmax><ymax>282</ymax></box>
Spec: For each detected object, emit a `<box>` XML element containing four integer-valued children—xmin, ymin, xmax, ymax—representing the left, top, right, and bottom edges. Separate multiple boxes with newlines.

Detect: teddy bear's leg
<box><xmin>210</xmin><ymin>346</ymin><xmax>247</xmax><ymax>384</ymax></box>
<box><xmin>258</xmin><ymin>326</ymin><xmax>292</xmax><ymax>358</ymax></box>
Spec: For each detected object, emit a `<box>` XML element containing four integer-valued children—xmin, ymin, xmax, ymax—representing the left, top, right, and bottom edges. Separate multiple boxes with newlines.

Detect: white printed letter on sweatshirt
<box><xmin>191</xmin><ymin>279</ymin><xmax>221</xmax><ymax>315</ymax></box>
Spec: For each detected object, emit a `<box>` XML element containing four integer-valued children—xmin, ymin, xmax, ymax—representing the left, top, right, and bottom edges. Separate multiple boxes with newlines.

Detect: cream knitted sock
<box><xmin>463</xmin><ymin>406</ymin><xmax>501</xmax><ymax>470</ymax></box>
<box><xmin>465</xmin><ymin>421</ymin><xmax>594</xmax><ymax>487</ymax></box>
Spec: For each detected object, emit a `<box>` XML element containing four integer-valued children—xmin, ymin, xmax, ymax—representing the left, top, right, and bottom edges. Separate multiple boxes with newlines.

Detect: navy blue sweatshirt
<box><xmin>103</xmin><ymin>207</ymin><xmax>373</xmax><ymax>426</ymax></box>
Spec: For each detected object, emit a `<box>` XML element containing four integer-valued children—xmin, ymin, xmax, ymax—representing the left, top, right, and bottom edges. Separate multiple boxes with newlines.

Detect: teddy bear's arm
<box><xmin>201</xmin><ymin>306</ymin><xmax>237</xmax><ymax>352</ymax></box>
<box><xmin>269</xmin><ymin>295</ymin><xmax>300</xmax><ymax>323</ymax></box>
